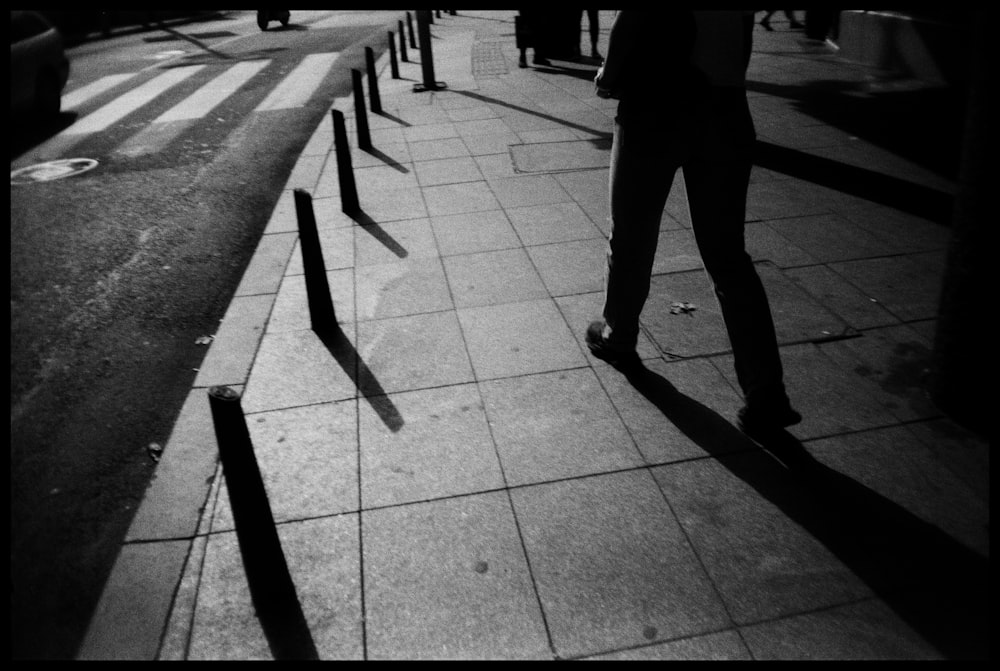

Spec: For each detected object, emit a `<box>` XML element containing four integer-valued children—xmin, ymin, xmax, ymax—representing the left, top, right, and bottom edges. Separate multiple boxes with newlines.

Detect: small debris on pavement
<box><xmin>147</xmin><ymin>442</ymin><xmax>164</xmax><ymax>462</ymax></box>
<box><xmin>670</xmin><ymin>301</ymin><xmax>697</xmax><ymax>316</ymax></box>
<box><xmin>195</xmin><ymin>335</ymin><xmax>215</xmax><ymax>345</ymax></box>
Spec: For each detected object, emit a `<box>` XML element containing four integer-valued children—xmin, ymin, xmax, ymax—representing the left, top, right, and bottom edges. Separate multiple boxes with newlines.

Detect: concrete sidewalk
<box><xmin>79</xmin><ymin>11</ymin><xmax>989</xmax><ymax>660</ymax></box>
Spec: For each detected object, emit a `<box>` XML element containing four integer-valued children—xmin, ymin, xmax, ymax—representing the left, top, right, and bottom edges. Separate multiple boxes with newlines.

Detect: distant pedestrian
<box><xmin>517</xmin><ymin>10</ymin><xmax>551</xmax><ymax>68</ymax></box>
<box><xmin>589</xmin><ymin>10</ymin><xmax>801</xmax><ymax>436</ymax></box>
<box><xmin>580</xmin><ymin>9</ymin><xmax>601</xmax><ymax>60</ymax></box>
<box><xmin>759</xmin><ymin>10</ymin><xmax>804</xmax><ymax>31</ymax></box>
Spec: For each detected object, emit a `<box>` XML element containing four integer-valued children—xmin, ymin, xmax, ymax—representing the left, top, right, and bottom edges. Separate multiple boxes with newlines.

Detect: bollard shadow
<box><xmin>619</xmin><ymin>361</ymin><xmax>989</xmax><ymax>659</ymax></box>
<box><xmin>454</xmin><ymin>90</ymin><xmax>611</xmax><ymax>143</ymax></box>
<box><xmin>347</xmin><ymin>209</ymin><xmax>408</xmax><ymax>259</ymax></box>
<box><xmin>314</xmin><ymin>326</ymin><xmax>404</xmax><ymax>432</ymax></box>
<box><xmin>754</xmin><ymin>140</ymin><xmax>954</xmax><ymax>225</ymax></box>
<box><xmin>361</xmin><ymin>145</ymin><xmax>410</xmax><ymax>173</ymax></box>
<box><xmin>374</xmin><ymin>109</ymin><xmax>411</xmax><ymax>127</ymax></box>
<box><xmin>209</xmin><ymin>387</ymin><xmax>319</xmax><ymax>660</ymax></box>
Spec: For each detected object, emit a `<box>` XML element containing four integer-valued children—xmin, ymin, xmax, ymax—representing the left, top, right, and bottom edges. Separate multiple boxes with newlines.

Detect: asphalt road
<box><xmin>10</xmin><ymin>10</ymin><xmax>402</xmax><ymax>659</ymax></box>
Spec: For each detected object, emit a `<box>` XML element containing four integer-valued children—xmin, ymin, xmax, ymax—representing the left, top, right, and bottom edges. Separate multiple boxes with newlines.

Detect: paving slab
<box><xmin>828</xmin><ymin>252</ymin><xmax>945</xmax><ymax>322</ymax></box>
<box><xmin>586</xmin><ymin>629</ymin><xmax>752</xmax><ymax>661</ymax></box>
<box><xmin>430</xmin><ymin>209</ymin><xmax>522</xmax><ymax>256</ymax></box>
<box><xmin>651</xmin><ymin>457</ymin><xmax>871</xmax><ymax>626</ymax></box>
<box><xmin>510</xmin><ymin>139</ymin><xmax>611</xmax><ymax>173</ymax></box>
<box><xmin>267</xmin><ymin>269</ymin><xmax>355</xmax><ymax>331</ymax></box>
<box><xmin>443</xmin><ymin>247</ymin><xmax>549</xmax><ymax>308</ymax></box>
<box><xmin>241</xmin><ymin>328</ymin><xmax>359</xmax><ymax>413</ymax></box>
<box><xmin>457</xmin><ymin>299</ymin><xmax>588</xmax><ymax>380</ymax></box>
<box><xmin>592</xmin><ymin>357</ymin><xmax>749</xmax><ymax>466</ymax></box>
<box><xmin>505</xmin><ymin>201</ymin><xmax>604</xmax><ymax>246</ymax></box>
<box><xmin>479</xmin><ymin>368</ymin><xmax>643</xmax><ymax>486</ymax></box>
<box><xmin>525</xmin><ymin>238</ymin><xmax>607</xmax><ymax>297</ymax></box>
<box><xmin>362</xmin><ymin>492</ymin><xmax>551</xmax><ymax>660</ymax></box>
<box><xmin>714</xmin><ymin>343</ymin><xmax>903</xmax><ymax>439</ymax></box>
<box><xmin>355</xmin><ymin>257</ymin><xmax>453</xmax><ymax>321</ymax></box>
<box><xmin>511</xmin><ymin>470</ymin><xmax>732</xmax><ymax>658</ymax></box>
<box><xmin>210</xmin><ymin>400</ymin><xmax>360</xmax><ymax>531</ymax></box>
<box><xmin>358</xmin><ymin>383</ymin><xmax>504</xmax><ymax>508</ymax></box>
<box><xmin>187</xmin><ymin>516</ymin><xmax>362</xmax><ymax>660</ymax></box>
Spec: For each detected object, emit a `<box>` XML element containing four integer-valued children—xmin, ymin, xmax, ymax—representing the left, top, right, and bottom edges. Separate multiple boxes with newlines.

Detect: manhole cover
<box><xmin>11</xmin><ymin>158</ymin><xmax>99</xmax><ymax>184</ymax></box>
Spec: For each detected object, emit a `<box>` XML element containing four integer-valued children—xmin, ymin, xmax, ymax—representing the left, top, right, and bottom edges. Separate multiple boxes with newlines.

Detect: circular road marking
<box><xmin>11</xmin><ymin>159</ymin><xmax>99</xmax><ymax>185</ymax></box>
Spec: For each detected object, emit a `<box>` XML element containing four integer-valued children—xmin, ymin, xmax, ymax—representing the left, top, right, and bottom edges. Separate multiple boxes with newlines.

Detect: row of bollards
<box><xmin>204</xmin><ymin>10</ymin><xmax>462</xmax><ymax>658</ymax></box>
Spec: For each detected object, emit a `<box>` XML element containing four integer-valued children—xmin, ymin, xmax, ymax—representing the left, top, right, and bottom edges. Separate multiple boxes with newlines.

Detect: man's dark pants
<box><xmin>602</xmin><ymin>86</ymin><xmax>790</xmax><ymax>410</ymax></box>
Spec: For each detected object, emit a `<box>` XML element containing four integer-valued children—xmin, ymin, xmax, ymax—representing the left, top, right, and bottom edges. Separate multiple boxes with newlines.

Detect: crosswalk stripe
<box><xmin>153</xmin><ymin>60</ymin><xmax>271</xmax><ymax>123</ymax></box>
<box><xmin>253</xmin><ymin>52</ymin><xmax>338</xmax><ymax>112</ymax></box>
<box><xmin>63</xmin><ymin>65</ymin><xmax>206</xmax><ymax>136</ymax></box>
<box><xmin>62</xmin><ymin>73</ymin><xmax>139</xmax><ymax>111</ymax></box>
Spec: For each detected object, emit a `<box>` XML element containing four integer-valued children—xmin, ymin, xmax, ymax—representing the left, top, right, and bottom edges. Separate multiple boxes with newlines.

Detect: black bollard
<box><xmin>208</xmin><ymin>386</ymin><xmax>319</xmax><ymax>660</ymax></box>
<box><xmin>413</xmin><ymin>10</ymin><xmax>446</xmax><ymax>92</ymax></box>
<box><xmin>330</xmin><ymin>110</ymin><xmax>360</xmax><ymax>216</ymax></box>
<box><xmin>351</xmin><ymin>68</ymin><xmax>372</xmax><ymax>151</ymax></box>
<box><xmin>294</xmin><ymin>189</ymin><xmax>339</xmax><ymax>335</ymax></box>
<box><xmin>434</xmin><ymin>10</ymin><xmax>440</xmax><ymax>20</ymax></box>
<box><xmin>398</xmin><ymin>20</ymin><xmax>409</xmax><ymax>62</ymax></box>
<box><xmin>406</xmin><ymin>11</ymin><xmax>416</xmax><ymax>49</ymax></box>
<box><xmin>388</xmin><ymin>31</ymin><xmax>399</xmax><ymax>78</ymax></box>
<box><xmin>364</xmin><ymin>46</ymin><xmax>382</xmax><ymax>114</ymax></box>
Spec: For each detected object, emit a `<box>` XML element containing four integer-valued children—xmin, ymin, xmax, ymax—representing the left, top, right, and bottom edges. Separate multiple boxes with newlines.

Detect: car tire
<box><xmin>34</xmin><ymin>70</ymin><xmax>62</xmax><ymax>119</ymax></box>
<box><xmin>257</xmin><ymin>15</ymin><xmax>268</xmax><ymax>31</ymax></box>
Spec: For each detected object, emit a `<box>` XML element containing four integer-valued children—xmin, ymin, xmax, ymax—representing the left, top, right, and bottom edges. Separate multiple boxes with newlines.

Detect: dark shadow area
<box><xmin>754</xmin><ymin>140</ymin><xmax>955</xmax><ymax>225</ymax></box>
<box><xmin>315</xmin><ymin>326</ymin><xmax>404</xmax><ymax>433</ymax></box>
<box><xmin>374</xmin><ymin>110</ymin><xmax>412</xmax><ymax>128</ymax></box>
<box><xmin>44</xmin><ymin>10</ymin><xmax>229</xmax><ymax>46</ymax></box>
<box><xmin>10</xmin><ymin>111</ymin><xmax>78</xmax><ymax>159</ymax></box>
<box><xmin>619</xmin><ymin>361</ymin><xmax>989</xmax><ymax>659</ymax></box>
<box><xmin>349</xmin><ymin>209</ymin><xmax>408</xmax><ymax>259</ymax></box>
<box><xmin>454</xmin><ymin>90</ymin><xmax>611</xmax><ymax>146</ymax></box>
<box><xmin>531</xmin><ymin>56</ymin><xmax>602</xmax><ymax>80</ymax></box>
<box><xmin>361</xmin><ymin>144</ymin><xmax>410</xmax><ymax>174</ymax></box>
<box><xmin>746</xmin><ymin>78</ymin><xmax>967</xmax><ymax>181</ymax></box>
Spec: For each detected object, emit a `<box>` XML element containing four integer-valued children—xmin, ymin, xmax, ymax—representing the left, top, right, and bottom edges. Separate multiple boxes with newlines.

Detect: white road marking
<box><xmin>63</xmin><ymin>65</ymin><xmax>206</xmax><ymax>135</ymax></box>
<box><xmin>253</xmin><ymin>52</ymin><xmax>339</xmax><ymax>111</ymax></box>
<box><xmin>154</xmin><ymin>60</ymin><xmax>271</xmax><ymax>123</ymax></box>
<box><xmin>62</xmin><ymin>73</ymin><xmax>139</xmax><ymax>111</ymax></box>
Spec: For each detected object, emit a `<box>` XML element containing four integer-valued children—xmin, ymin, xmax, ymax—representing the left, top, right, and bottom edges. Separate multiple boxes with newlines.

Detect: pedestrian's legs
<box><xmin>683</xmin><ymin>91</ymin><xmax>791</xmax><ymax>411</ymax></box>
<box><xmin>601</xmin><ymin>115</ymin><xmax>676</xmax><ymax>349</ymax></box>
<box><xmin>587</xmin><ymin>9</ymin><xmax>601</xmax><ymax>58</ymax></box>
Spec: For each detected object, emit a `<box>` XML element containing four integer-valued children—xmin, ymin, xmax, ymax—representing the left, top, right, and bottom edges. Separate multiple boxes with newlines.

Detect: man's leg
<box><xmin>599</xmin><ymin>115</ymin><xmax>676</xmax><ymax>351</ymax></box>
<box><xmin>683</xmin><ymin>93</ymin><xmax>795</xmax><ymax>417</ymax></box>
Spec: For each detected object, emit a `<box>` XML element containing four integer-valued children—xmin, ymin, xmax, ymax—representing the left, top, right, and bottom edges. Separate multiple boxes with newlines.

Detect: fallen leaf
<box><xmin>147</xmin><ymin>442</ymin><xmax>164</xmax><ymax>462</ymax></box>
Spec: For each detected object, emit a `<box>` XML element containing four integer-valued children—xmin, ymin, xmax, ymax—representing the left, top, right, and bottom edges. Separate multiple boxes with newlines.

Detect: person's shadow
<box><xmin>617</xmin><ymin>361</ymin><xmax>989</xmax><ymax>660</ymax></box>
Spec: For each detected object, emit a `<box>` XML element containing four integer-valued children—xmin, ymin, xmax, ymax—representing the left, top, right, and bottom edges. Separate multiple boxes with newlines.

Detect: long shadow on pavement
<box><xmin>454</xmin><ymin>90</ymin><xmax>611</xmax><ymax>144</ymax></box>
<box><xmin>619</xmin><ymin>361</ymin><xmax>988</xmax><ymax>660</ymax></box>
<box><xmin>314</xmin><ymin>326</ymin><xmax>404</xmax><ymax>433</ymax></box>
<box><xmin>753</xmin><ymin>140</ymin><xmax>955</xmax><ymax>225</ymax></box>
<box><xmin>350</xmin><ymin>209</ymin><xmax>408</xmax><ymax>259</ymax></box>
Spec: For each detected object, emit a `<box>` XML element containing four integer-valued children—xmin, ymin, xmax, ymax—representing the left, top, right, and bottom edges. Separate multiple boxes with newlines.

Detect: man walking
<box><xmin>587</xmin><ymin>10</ymin><xmax>801</xmax><ymax>436</ymax></box>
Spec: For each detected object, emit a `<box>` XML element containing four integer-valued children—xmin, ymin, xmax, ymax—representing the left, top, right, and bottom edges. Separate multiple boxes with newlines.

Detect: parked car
<box><xmin>11</xmin><ymin>11</ymin><xmax>71</xmax><ymax>119</ymax></box>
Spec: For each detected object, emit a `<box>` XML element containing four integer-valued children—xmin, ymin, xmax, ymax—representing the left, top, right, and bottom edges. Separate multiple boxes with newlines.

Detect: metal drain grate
<box><xmin>471</xmin><ymin>40</ymin><xmax>510</xmax><ymax>77</ymax></box>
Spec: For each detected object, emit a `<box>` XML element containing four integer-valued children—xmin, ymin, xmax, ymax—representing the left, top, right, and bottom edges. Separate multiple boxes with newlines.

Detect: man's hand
<box><xmin>595</xmin><ymin>65</ymin><xmax>618</xmax><ymax>99</ymax></box>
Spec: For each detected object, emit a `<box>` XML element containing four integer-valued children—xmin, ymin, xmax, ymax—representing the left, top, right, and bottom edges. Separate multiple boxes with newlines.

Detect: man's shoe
<box><xmin>585</xmin><ymin>321</ymin><xmax>639</xmax><ymax>367</ymax></box>
<box><xmin>737</xmin><ymin>403</ymin><xmax>802</xmax><ymax>440</ymax></box>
